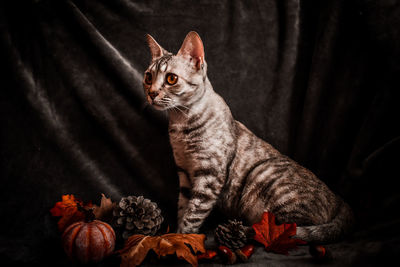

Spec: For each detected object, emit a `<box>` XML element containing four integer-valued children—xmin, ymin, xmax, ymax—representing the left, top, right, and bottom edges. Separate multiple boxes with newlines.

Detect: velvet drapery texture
<box><xmin>1</xmin><ymin>0</ymin><xmax>399</xmax><ymax>266</ymax></box>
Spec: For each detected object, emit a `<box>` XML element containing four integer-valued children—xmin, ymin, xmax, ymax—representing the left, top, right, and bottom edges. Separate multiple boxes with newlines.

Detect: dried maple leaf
<box><xmin>252</xmin><ymin>212</ymin><xmax>306</xmax><ymax>255</ymax></box>
<box><xmin>93</xmin><ymin>193</ymin><xmax>115</xmax><ymax>222</ymax></box>
<box><xmin>50</xmin><ymin>194</ymin><xmax>85</xmax><ymax>232</ymax></box>
<box><xmin>118</xmin><ymin>233</ymin><xmax>206</xmax><ymax>267</ymax></box>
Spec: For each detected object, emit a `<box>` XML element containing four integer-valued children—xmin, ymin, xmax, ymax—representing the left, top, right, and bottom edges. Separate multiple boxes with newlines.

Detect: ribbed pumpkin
<box><xmin>62</xmin><ymin>209</ymin><xmax>116</xmax><ymax>263</ymax></box>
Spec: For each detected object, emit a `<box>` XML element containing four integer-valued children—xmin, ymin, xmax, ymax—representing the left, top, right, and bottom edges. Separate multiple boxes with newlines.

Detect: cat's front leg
<box><xmin>177</xmin><ymin>170</ymin><xmax>191</xmax><ymax>222</ymax></box>
<box><xmin>177</xmin><ymin>173</ymin><xmax>222</xmax><ymax>233</ymax></box>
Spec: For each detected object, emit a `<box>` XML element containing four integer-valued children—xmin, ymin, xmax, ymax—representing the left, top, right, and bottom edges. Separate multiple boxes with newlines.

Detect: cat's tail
<box><xmin>295</xmin><ymin>199</ymin><xmax>355</xmax><ymax>244</ymax></box>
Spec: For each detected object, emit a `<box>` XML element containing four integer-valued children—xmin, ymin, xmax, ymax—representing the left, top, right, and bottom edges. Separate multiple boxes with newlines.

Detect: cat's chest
<box><xmin>168</xmin><ymin>125</ymin><xmax>207</xmax><ymax>169</ymax></box>
<box><xmin>168</xmin><ymin>128</ymin><xmax>190</xmax><ymax>165</ymax></box>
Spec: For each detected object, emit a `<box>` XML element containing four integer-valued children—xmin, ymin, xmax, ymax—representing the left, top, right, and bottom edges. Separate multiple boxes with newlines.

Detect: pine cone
<box><xmin>113</xmin><ymin>196</ymin><xmax>164</xmax><ymax>239</ymax></box>
<box><xmin>215</xmin><ymin>220</ymin><xmax>252</xmax><ymax>250</ymax></box>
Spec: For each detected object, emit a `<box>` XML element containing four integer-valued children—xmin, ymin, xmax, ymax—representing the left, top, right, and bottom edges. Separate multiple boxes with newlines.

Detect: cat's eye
<box><xmin>166</xmin><ymin>73</ymin><xmax>178</xmax><ymax>85</ymax></box>
<box><xmin>144</xmin><ymin>72</ymin><xmax>152</xmax><ymax>85</ymax></box>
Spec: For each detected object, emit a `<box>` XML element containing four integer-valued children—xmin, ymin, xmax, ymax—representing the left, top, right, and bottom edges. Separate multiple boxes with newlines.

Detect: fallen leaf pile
<box><xmin>252</xmin><ymin>212</ymin><xmax>306</xmax><ymax>254</ymax></box>
<box><xmin>51</xmin><ymin>195</ymin><xmax>309</xmax><ymax>266</ymax></box>
<box><xmin>117</xmin><ymin>233</ymin><xmax>206</xmax><ymax>267</ymax></box>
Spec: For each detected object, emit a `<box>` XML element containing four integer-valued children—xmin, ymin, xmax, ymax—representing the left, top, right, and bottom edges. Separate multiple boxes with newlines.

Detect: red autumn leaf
<box><xmin>252</xmin><ymin>212</ymin><xmax>306</xmax><ymax>255</ymax></box>
<box><xmin>50</xmin><ymin>194</ymin><xmax>85</xmax><ymax>232</ymax></box>
<box><xmin>197</xmin><ymin>249</ymin><xmax>217</xmax><ymax>260</ymax></box>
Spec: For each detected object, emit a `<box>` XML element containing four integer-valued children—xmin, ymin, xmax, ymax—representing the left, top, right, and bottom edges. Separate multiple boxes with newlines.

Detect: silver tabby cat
<box><xmin>143</xmin><ymin>31</ymin><xmax>354</xmax><ymax>243</ymax></box>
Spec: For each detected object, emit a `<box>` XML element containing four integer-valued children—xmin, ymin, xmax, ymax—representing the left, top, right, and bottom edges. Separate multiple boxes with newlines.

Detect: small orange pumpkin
<box><xmin>62</xmin><ymin>209</ymin><xmax>116</xmax><ymax>263</ymax></box>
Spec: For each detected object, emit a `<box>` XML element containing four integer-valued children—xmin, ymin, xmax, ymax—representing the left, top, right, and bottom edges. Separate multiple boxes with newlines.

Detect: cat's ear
<box><xmin>177</xmin><ymin>31</ymin><xmax>205</xmax><ymax>70</ymax></box>
<box><xmin>146</xmin><ymin>34</ymin><xmax>165</xmax><ymax>60</ymax></box>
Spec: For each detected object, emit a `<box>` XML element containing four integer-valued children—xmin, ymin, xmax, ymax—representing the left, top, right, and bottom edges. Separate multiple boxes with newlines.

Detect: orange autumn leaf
<box><xmin>50</xmin><ymin>194</ymin><xmax>85</xmax><ymax>232</ymax></box>
<box><xmin>252</xmin><ymin>212</ymin><xmax>306</xmax><ymax>255</ymax></box>
<box><xmin>50</xmin><ymin>194</ymin><xmax>78</xmax><ymax>216</ymax></box>
<box><xmin>118</xmin><ymin>233</ymin><xmax>206</xmax><ymax>267</ymax></box>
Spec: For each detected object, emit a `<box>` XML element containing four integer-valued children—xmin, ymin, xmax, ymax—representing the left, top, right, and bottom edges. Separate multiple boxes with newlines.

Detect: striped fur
<box><xmin>144</xmin><ymin>32</ymin><xmax>354</xmax><ymax>243</ymax></box>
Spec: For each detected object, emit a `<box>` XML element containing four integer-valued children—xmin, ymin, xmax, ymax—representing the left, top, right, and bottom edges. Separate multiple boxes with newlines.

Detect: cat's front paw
<box><xmin>177</xmin><ymin>224</ymin><xmax>199</xmax><ymax>234</ymax></box>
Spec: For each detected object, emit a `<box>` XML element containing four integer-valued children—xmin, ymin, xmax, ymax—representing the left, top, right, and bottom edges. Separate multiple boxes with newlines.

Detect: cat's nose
<box><xmin>148</xmin><ymin>91</ymin><xmax>159</xmax><ymax>100</ymax></box>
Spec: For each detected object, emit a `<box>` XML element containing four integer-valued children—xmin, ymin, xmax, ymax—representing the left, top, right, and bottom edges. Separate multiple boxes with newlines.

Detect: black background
<box><xmin>1</xmin><ymin>0</ymin><xmax>400</xmax><ymax>266</ymax></box>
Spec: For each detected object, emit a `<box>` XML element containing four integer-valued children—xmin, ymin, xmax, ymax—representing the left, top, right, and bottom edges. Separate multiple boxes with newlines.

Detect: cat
<box><xmin>143</xmin><ymin>31</ymin><xmax>354</xmax><ymax>243</ymax></box>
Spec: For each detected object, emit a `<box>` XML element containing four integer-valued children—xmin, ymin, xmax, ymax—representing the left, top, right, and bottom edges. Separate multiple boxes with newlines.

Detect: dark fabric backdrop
<box><xmin>1</xmin><ymin>0</ymin><xmax>400</xmax><ymax>266</ymax></box>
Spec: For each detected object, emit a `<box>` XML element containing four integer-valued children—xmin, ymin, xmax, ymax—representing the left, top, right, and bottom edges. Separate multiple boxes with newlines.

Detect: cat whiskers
<box><xmin>177</xmin><ymin>104</ymin><xmax>190</xmax><ymax>111</ymax></box>
<box><xmin>173</xmin><ymin>106</ymin><xmax>189</xmax><ymax>118</ymax></box>
<box><xmin>171</xmin><ymin>100</ymin><xmax>190</xmax><ymax>118</ymax></box>
<box><xmin>160</xmin><ymin>97</ymin><xmax>189</xmax><ymax>118</ymax></box>
<box><xmin>156</xmin><ymin>98</ymin><xmax>173</xmax><ymax>109</ymax></box>
<box><xmin>156</xmin><ymin>97</ymin><xmax>176</xmax><ymax>110</ymax></box>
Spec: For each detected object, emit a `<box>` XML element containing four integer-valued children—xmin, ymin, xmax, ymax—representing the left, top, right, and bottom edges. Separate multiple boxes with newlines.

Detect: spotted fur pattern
<box><xmin>143</xmin><ymin>32</ymin><xmax>354</xmax><ymax>243</ymax></box>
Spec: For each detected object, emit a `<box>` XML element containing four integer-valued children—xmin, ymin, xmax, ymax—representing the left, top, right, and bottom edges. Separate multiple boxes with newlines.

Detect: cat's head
<box><xmin>143</xmin><ymin>31</ymin><xmax>207</xmax><ymax>111</ymax></box>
